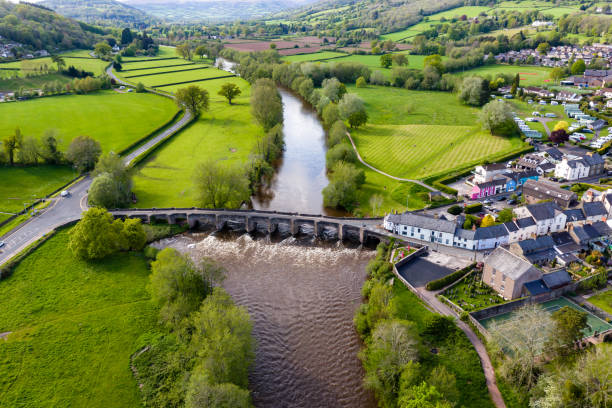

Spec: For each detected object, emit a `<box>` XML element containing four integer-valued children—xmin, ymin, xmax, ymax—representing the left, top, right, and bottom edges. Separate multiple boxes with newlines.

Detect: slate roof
<box><xmin>564</xmin><ymin>209</ymin><xmax>586</xmax><ymax>223</ymax></box>
<box><xmin>516</xmin><ymin>217</ymin><xmax>537</xmax><ymax>228</ymax></box>
<box><xmin>582</xmin><ymin>201</ymin><xmax>607</xmax><ymax>217</ymax></box>
<box><xmin>474</xmin><ymin>224</ymin><xmax>509</xmax><ymax>240</ymax></box>
<box><xmin>524</xmin><ymin>179</ymin><xmax>576</xmax><ymax>202</ymax></box>
<box><xmin>542</xmin><ymin>147</ymin><xmax>563</xmax><ymax>161</ymax></box>
<box><xmin>455</xmin><ymin>228</ymin><xmax>476</xmax><ymax>240</ymax></box>
<box><xmin>503</xmin><ymin>221</ymin><xmax>519</xmax><ymax>233</ymax></box>
<box><xmin>517</xmin><ymin>235</ymin><xmax>555</xmax><ymax>254</ymax></box>
<box><xmin>604</xmin><ymin>194</ymin><xmax>612</xmax><ymax>208</ymax></box>
<box><xmin>485</xmin><ymin>247</ymin><xmax>542</xmax><ymax>281</ymax></box>
<box><xmin>551</xmin><ymin>231</ymin><xmax>574</xmax><ymax>245</ymax></box>
<box><xmin>557</xmin><ymin>252</ymin><xmax>580</xmax><ymax>264</ymax></box>
<box><xmin>591</xmin><ymin>221</ymin><xmax>612</xmax><ymax>236</ymax></box>
<box><xmin>526</xmin><ymin>202</ymin><xmax>561</xmax><ymax>221</ymax></box>
<box><xmin>477</xmin><ymin>178</ymin><xmax>507</xmax><ymax>189</ymax></box>
<box><xmin>481</xmin><ymin>163</ymin><xmax>507</xmax><ymax>171</ymax></box>
<box><xmin>386</xmin><ymin>212</ymin><xmax>457</xmax><ymax>233</ymax></box>
<box><xmin>572</xmin><ymin>224</ymin><xmax>601</xmax><ymax>242</ymax></box>
<box><xmin>542</xmin><ymin>269</ymin><xmax>572</xmax><ymax>289</ymax></box>
<box><xmin>582</xmin><ymin>153</ymin><xmax>605</xmax><ymax>167</ymax></box>
<box><xmin>524</xmin><ymin>279</ymin><xmax>550</xmax><ymax>296</ymax></box>
<box><xmin>539</xmin><ymin>162</ymin><xmax>556</xmax><ymax>172</ymax></box>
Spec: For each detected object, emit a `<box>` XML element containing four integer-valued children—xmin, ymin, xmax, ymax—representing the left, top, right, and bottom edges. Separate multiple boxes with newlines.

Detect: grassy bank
<box><xmin>0</xmin><ymin>228</ymin><xmax>157</xmax><ymax>407</ymax></box>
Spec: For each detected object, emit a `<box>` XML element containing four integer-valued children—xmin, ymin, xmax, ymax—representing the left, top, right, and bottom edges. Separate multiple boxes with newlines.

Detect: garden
<box><xmin>442</xmin><ymin>270</ymin><xmax>506</xmax><ymax>312</ymax></box>
<box><xmin>589</xmin><ymin>288</ymin><xmax>612</xmax><ymax>315</ymax></box>
<box><xmin>392</xmin><ymin>246</ymin><xmax>416</xmax><ymax>263</ymax></box>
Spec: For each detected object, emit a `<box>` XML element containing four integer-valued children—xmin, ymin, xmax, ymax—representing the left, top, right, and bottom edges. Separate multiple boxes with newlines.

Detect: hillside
<box><xmin>40</xmin><ymin>0</ymin><xmax>160</xmax><ymax>28</ymax></box>
<box><xmin>122</xmin><ymin>0</ymin><xmax>319</xmax><ymax>23</ymax></box>
<box><xmin>0</xmin><ymin>1</ymin><xmax>103</xmax><ymax>53</ymax></box>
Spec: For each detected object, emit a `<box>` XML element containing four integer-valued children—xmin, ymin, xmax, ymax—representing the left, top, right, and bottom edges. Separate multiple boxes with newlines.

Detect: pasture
<box><xmin>120</xmin><ymin>65</ymin><xmax>233</xmax><ymax>88</ymax></box>
<box><xmin>322</xmin><ymin>53</ymin><xmax>439</xmax><ymax>74</ymax></box>
<box><xmin>0</xmin><ymin>229</ymin><xmax>157</xmax><ymax>407</ymax></box>
<box><xmin>0</xmin><ymin>90</ymin><xmax>178</xmax><ymax>154</ymax></box>
<box><xmin>0</xmin><ymin>166</ymin><xmax>76</xmax><ymax>216</ymax></box>
<box><xmin>131</xmin><ymin>77</ymin><xmax>262</xmax><ymax>208</ymax></box>
<box><xmin>281</xmin><ymin>51</ymin><xmax>347</xmax><ymax>63</ymax></box>
<box><xmin>455</xmin><ymin>64</ymin><xmax>552</xmax><ymax>87</ymax></box>
<box><xmin>0</xmin><ymin>49</ymin><xmax>109</xmax><ymax>76</ymax></box>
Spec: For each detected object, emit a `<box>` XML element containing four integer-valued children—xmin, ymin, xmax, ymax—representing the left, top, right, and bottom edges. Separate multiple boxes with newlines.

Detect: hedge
<box><xmin>125</xmin><ymin>66</ymin><xmax>210</xmax><ymax>79</ymax></box>
<box><xmin>117</xmin><ymin>109</ymin><xmax>184</xmax><ymax>157</ymax></box>
<box><xmin>426</xmin><ymin>263</ymin><xmax>476</xmax><ymax>291</ymax></box>
<box><xmin>464</xmin><ymin>203</ymin><xmax>482</xmax><ymax>214</ymax></box>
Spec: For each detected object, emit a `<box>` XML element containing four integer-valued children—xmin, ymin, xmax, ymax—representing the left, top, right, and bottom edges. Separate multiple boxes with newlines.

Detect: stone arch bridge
<box><xmin>111</xmin><ymin>208</ymin><xmax>394</xmax><ymax>245</ymax></box>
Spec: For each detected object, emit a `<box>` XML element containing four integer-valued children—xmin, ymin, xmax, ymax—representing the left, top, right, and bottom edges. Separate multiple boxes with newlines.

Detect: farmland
<box><xmin>454</xmin><ymin>64</ymin><xmax>552</xmax><ymax>87</ymax></box>
<box><xmin>0</xmin><ymin>49</ymin><xmax>109</xmax><ymax>76</ymax></box>
<box><xmin>0</xmin><ymin>90</ymin><xmax>179</xmax><ymax>153</ymax></box>
<box><xmin>0</xmin><ymin>228</ymin><xmax>157</xmax><ymax>408</ymax></box>
<box><xmin>120</xmin><ymin>65</ymin><xmax>233</xmax><ymax>88</ymax></box>
<box><xmin>0</xmin><ymin>166</ymin><xmax>76</xmax><ymax>216</ymax></box>
<box><xmin>281</xmin><ymin>51</ymin><xmax>347</xmax><ymax>63</ymax></box>
<box><xmin>347</xmin><ymin>84</ymin><xmax>525</xmax><ymax>180</ymax></box>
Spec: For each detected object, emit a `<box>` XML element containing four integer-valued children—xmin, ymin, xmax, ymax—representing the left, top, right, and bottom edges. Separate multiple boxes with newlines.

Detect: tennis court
<box><xmin>480</xmin><ymin>297</ymin><xmax>612</xmax><ymax>339</ymax></box>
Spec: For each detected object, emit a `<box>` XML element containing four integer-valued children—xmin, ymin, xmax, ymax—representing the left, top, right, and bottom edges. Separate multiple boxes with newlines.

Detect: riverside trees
<box><xmin>176</xmin><ymin>85</ymin><xmax>210</xmax><ymax>117</ymax></box>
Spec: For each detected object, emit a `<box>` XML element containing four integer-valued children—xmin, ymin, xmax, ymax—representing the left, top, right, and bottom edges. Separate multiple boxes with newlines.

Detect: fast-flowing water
<box><xmin>158</xmin><ymin>233</ymin><xmax>377</xmax><ymax>408</ymax></box>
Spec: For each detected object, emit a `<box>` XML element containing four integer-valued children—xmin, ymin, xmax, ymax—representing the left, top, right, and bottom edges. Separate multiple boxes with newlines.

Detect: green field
<box><xmin>121</xmin><ymin>63</ymin><xmax>197</xmax><ymax>76</ymax></box>
<box><xmin>281</xmin><ymin>51</ymin><xmax>348</xmax><ymax>62</ymax></box>
<box><xmin>325</xmin><ymin>53</ymin><xmax>439</xmax><ymax>74</ymax></box>
<box><xmin>131</xmin><ymin>77</ymin><xmax>262</xmax><ymax>207</ymax></box>
<box><xmin>0</xmin><ymin>72</ymin><xmax>72</xmax><ymax>92</ymax></box>
<box><xmin>118</xmin><ymin>57</ymin><xmax>185</xmax><ymax>70</ymax></box>
<box><xmin>0</xmin><ymin>90</ymin><xmax>178</xmax><ymax>154</ymax></box>
<box><xmin>0</xmin><ymin>228</ymin><xmax>157</xmax><ymax>407</ymax></box>
<box><xmin>121</xmin><ymin>45</ymin><xmax>177</xmax><ymax>61</ymax></box>
<box><xmin>0</xmin><ymin>49</ymin><xmax>109</xmax><ymax>76</ymax></box>
<box><xmin>120</xmin><ymin>66</ymin><xmax>233</xmax><ymax>88</ymax></box>
<box><xmin>454</xmin><ymin>64</ymin><xmax>552</xmax><ymax>87</ymax></box>
<box><xmin>0</xmin><ymin>166</ymin><xmax>77</xmax><ymax>215</ymax></box>
<box><xmin>589</xmin><ymin>289</ymin><xmax>612</xmax><ymax>316</ymax></box>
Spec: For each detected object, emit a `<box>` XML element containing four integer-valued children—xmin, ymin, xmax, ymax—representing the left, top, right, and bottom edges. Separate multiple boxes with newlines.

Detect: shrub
<box><xmin>464</xmin><ymin>203</ymin><xmax>482</xmax><ymax>214</ymax></box>
<box><xmin>426</xmin><ymin>264</ymin><xmax>475</xmax><ymax>291</ymax></box>
<box><xmin>422</xmin><ymin>315</ymin><xmax>455</xmax><ymax>338</ymax></box>
<box><xmin>328</xmin><ymin>120</ymin><xmax>348</xmax><ymax>147</ymax></box>
<box><xmin>447</xmin><ymin>205</ymin><xmax>462</xmax><ymax>215</ymax></box>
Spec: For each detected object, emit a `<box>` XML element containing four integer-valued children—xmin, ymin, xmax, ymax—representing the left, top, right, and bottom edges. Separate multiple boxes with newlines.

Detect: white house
<box><xmin>515</xmin><ymin>217</ymin><xmax>538</xmax><ymax>240</ymax></box>
<box><xmin>514</xmin><ymin>202</ymin><xmax>567</xmax><ymax>236</ymax></box>
<box><xmin>473</xmin><ymin>163</ymin><xmax>508</xmax><ymax>184</ymax></box>
<box><xmin>383</xmin><ymin>212</ymin><xmax>456</xmax><ymax>246</ymax></box>
<box><xmin>555</xmin><ymin>157</ymin><xmax>589</xmax><ymax>180</ymax></box>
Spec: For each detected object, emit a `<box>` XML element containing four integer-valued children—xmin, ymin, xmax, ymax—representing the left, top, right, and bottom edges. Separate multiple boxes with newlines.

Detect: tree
<box><xmin>370</xmin><ymin>194</ymin><xmax>384</xmax><ymax>215</ymax></box>
<box><xmin>135</xmin><ymin>82</ymin><xmax>145</xmax><ymax>93</ymax></box>
<box><xmin>322</xmin><ymin>103</ymin><xmax>340</xmax><ymax>129</ymax></box>
<box><xmin>571</xmin><ymin>59</ymin><xmax>586</xmax><ymax>75</ymax></box>
<box><xmin>447</xmin><ymin>205</ymin><xmax>462</xmax><ymax>215</ymax></box>
<box><xmin>489</xmin><ymin>305</ymin><xmax>553</xmax><ymax>389</ymax></box>
<box><xmin>427</xmin><ymin>366</ymin><xmax>458</xmax><ymax>403</ymax></box>
<box><xmin>175</xmin><ymin>85</ymin><xmax>210</xmax><ymax>116</ymax></box>
<box><xmin>89</xmin><ymin>173</ymin><xmax>121</xmax><ymax>209</ymax></box>
<box><xmin>193</xmin><ymin>159</ymin><xmax>250</xmax><ymax>208</ymax></box>
<box><xmin>322</xmin><ymin>77</ymin><xmax>346</xmax><ymax>103</ymax></box>
<box><xmin>399</xmin><ymin>382</ymin><xmax>452</xmax><ymax>408</ymax></box>
<box><xmin>39</xmin><ymin>129</ymin><xmax>62</xmax><ymax>164</ymax></box>
<box><xmin>536</xmin><ymin>42</ymin><xmax>550</xmax><ymax>55</ymax></box>
<box><xmin>148</xmin><ymin>248</ymin><xmax>221</xmax><ymax>325</ymax></box>
<box><xmin>547</xmin><ymin>306</ymin><xmax>587</xmax><ymax>356</ymax></box>
<box><xmin>3</xmin><ymin>127</ymin><xmax>22</xmax><ymax>166</ymax></box>
<box><xmin>185</xmin><ymin>377</ymin><xmax>251</xmax><ymax>408</ymax></box>
<box><xmin>356</xmin><ymin>76</ymin><xmax>367</xmax><ymax>88</ymax></box>
<box><xmin>424</xmin><ymin>54</ymin><xmax>444</xmax><ymax>74</ymax></box>
<box><xmin>89</xmin><ymin>151</ymin><xmax>132</xmax><ymax>208</ymax></box>
<box><xmin>323</xmin><ymin>161</ymin><xmax>365</xmax><ymax>210</ymax></box>
<box><xmin>51</xmin><ymin>55</ymin><xmax>65</xmax><ymax>71</ymax></box>
<box><xmin>328</xmin><ymin>120</ymin><xmax>348</xmax><ymax>146</ymax></box>
<box><xmin>217</xmin><ymin>82</ymin><xmax>242</xmax><ymax>105</ymax></box>
<box><xmin>380</xmin><ymin>53</ymin><xmax>393</xmax><ymax>68</ymax></box>
<box><xmin>251</xmin><ymin>78</ymin><xmax>283</xmax><ymax>131</ymax></box>
<box><xmin>392</xmin><ymin>53</ymin><xmax>408</xmax><ymax>67</ymax></box>
<box><xmin>176</xmin><ymin>43</ymin><xmax>193</xmax><ymax>60</ymax></box>
<box><xmin>496</xmin><ymin>208</ymin><xmax>515</xmax><ymax>223</ymax></box>
<box><xmin>326</xmin><ymin>143</ymin><xmax>356</xmax><ymax>168</ymax></box>
<box><xmin>68</xmin><ymin>207</ymin><xmax>124</xmax><ymax>260</ymax></box>
<box><xmin>120</xmin><ymin>28</ymin><xmax>133</xmax><ymax>45</ymax></box>
<box><xmin>348</xmin><ymin>110</ymin><xmax>368</xmax><ymax>129</ymax></box>
<box><xmin>121</xmin><ymin>218</ymin><xmax>146</xmax><ymax>251</ymax></box>
<box><xmin>550</xmin><ymin>129</ymin><xmax>569</xmax><ymax>144</ymax></box>
<box><xmin>338</xmin><ymin>93</ymin><xmax>365</xmax><ymax>120</ymax></box>
<box><xmin>458</xmin><ymin>77</ymin><xmax>490</xmax><ymax>106</ymax></box>
<box><xmin>479</xmin><ymin>100</ymin><xmax>519</xmax><ymax>136</ymax></box>
<box><xmin>550</xmin><ymin>67</ymin><xmax>564</xmax><ymax>84</ymax></box>
<box><xmin>511</xmin><ymin>73</ymin><xmax>520</xmax><ymax>95</ymax></box>
<box><xmin>194</xmin><ymin>45</ymin><xmax>207</xmax><ymax>59</ymax></box>
<box><xmin>94</xmin><ymin>42</ymin><xmax>112</xmax><ymax>58</ymax></box>
<box><xmin>481</xmin><ymin>214</ymin><xmax>496</xmax><ymax>227</ymax></box>
<box><xmin>65</xmin><ymin>135</ymin><xmax>102</xmax><ymax>173</ymax></box>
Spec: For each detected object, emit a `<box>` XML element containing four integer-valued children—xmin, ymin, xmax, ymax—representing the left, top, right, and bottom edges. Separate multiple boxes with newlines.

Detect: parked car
<box><xmin>507</xmin><ymin>199</ymin><xmax>516</xmax><ymax>205</ymax></box>
<box><xmin>483</xmin><ymin>199</ymin><xmax>492</xmax><ymax>205</ymax></box>
<box><xmin>60</xmin><ymin>190</ymin><xmax>70</xmax><ymax>198</ymax></box>
<box><xmin>539</xmin><ymin>100</ymin><xmax>547</xmax><ymax>105</ymax></box>
<box><xmin>497</xmin><ymin>196</ymin><xmax>507</xmax><ymax>201</ymax></box>
<box><xmin>526</xmin><ymin>117</ymin><xmax>537</xmax><ymax>122</ymax></box>
<box><xmin>0</xmin><ymin>241</ymin><xmax>5</xmax><ymax>248</ymax></box>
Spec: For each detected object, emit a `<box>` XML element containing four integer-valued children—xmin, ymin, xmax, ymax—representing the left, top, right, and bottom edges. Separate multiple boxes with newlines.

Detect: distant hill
<box><xmin>121</xmin><ymin>0</ymin><xmax>319</xmax><ymax>23</ymax></box>
<box><xmin>0</xmin><ymin>0</ymin><xmax>103</xmax><ymax>53</ymax></box>
<box><xmin>40</xmin><ymin>0</ymin><xmax>159</xmax><ymax>27</ymax></box>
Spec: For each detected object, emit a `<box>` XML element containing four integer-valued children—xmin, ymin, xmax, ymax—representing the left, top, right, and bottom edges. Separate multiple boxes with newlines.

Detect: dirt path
<box><xmin>416</xmin><ymin>286</ymin><xmax>507</xmax><ymax>408</ymax></box>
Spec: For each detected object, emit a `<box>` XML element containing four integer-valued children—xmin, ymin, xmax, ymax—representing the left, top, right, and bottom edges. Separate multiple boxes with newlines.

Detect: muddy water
<box><xmin>158</xmin><ymin>232</ymin><xmax>377</xmax><ymax>408</ymax></box>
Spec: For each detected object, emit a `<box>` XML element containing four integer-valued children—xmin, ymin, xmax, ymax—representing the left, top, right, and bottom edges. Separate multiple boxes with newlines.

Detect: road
<box><xmin>344</xmin><ymin>131</ymin><xmax>453</xmax><ymax>199</ymax></box>
<box><xmin>0</xmin><ymin>70</ymin><xmax>193</xmax><ymax>267</ymax></box>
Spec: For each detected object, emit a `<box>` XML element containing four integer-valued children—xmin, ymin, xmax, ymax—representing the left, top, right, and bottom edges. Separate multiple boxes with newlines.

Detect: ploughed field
<box><xmin>348</xmin><ymin>84</ymin><xmax>525</xmax><ymax>180</ymax></box>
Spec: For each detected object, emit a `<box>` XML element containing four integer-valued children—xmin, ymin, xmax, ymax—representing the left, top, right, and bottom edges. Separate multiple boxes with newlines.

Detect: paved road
<box><xmin>344</xmin><ymin>131</ymin><xmax>453</xmax><ymax>199</ymax></box>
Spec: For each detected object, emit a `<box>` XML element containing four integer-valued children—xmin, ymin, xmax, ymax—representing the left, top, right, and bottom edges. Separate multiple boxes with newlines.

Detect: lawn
<box><xmin>0</xmin><ymin>166</ymin><xmax>77</xmax><ymax>215</ymax></box>
<box><xmin>442</xmin><ymin>271</ymin><xmax>506</xmax><ymax>312</ymax></box>
<box><xmin>392</xmin><ymin>281</ymin><xmax>495</xmax><ymax>408</ymax></box>
<box><xmin>454</xmin><ymin>64</ymin><xmax>552</xmax><ymax>87</ymax></box>
<box><xmin>281</xmin><ymin>51</ymin><xmax>348</xmax><ymax>63</ymax></box>
<box><xmin>589</xmin><ymin>288</ymin><xmax>612</xmax><ymax>316</ymax></box>
<box><xmin>0</xmin><ymin>228</ymin><xmax>158</xmax><ymax>407</ymax></box>
<box><xmin>131</xmin><ymin>77</ymin><xmax>262</xmax><ymax>207</ymax></box>
<box><xmin>347</xmin><ymin>84</ymin><xmax>525</xmax><ymax>180</ymax></box>
<box><xmin>0</xmin><ymin>90</ymin><xmax>179</xmax><ymax>154</ymax></box>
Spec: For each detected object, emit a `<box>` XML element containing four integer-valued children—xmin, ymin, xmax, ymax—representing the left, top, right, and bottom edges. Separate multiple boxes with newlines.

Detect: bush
<box><xmin>326</xmin><ymin>143</ymin><xmax>357</xmax><ymax>168</ymax></box>
<box><xmin>422</xmin><ymin>315</ymin><xmax>456</xmax><ymax>338</ymax></box>
<box><xmin>447</xmin><ymin>205</ymin><xmax>462</xmax><ymax>215</ymax></box>
<box><xmin>135</xmin><ymin>82</ymin><xmax>145</xmax><ymax>92</ymax></box>
<box><xmin>144</xmin><ymin>245</ymin><xmax>159</xmax><ymax>260</ymax></box>
<box><xmin>464</xmin><ymin>203</ymin><xmax>482</xmax><ymax>214</ymax></box>
<box><xmin>426</xmin><ymin>264</ymin><xmax>476</xmax><ymax>291</ymax></box>
<box><xmin>328</xmin><ymin>120</ymin><xmax>347</xmax><ymax>147</ymax></box>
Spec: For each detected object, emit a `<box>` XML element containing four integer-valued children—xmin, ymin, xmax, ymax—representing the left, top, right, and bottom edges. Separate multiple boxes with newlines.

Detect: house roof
<box><xmin>455</xmin><ymin>227</ymin><xmax>476</xmax><ymax>240</ymax></box>
<box><xmin>524</xmin><ymin>179</ymin><xmax>576</xmax><ymax>202</ymax></box>
<box><xmin>581</xmin><ymin>152</ymin><xmax>605</xmax><ymax>166</ymax></box>
<box><xmin>555</xmin><ymin>242</ymin><xmax>583</xmax><ymax>254</ymax></box>
<box><xmin>539</xmin><ymin>163</ymin><xmax>556</xmax><ymax>172</ymax></box>
<box><xmin>572</xmin><ymin>224</ymin><xmax>601</xmax><ymax>242</ymax></box>
<box><xmin>542</xmin><ymin>147</ymin><xmax>563</xmax><ymax>161</ymax></box>
<box><xmin>477</xmin><ymin>178</ymin><xmax>508</xmax><ymax>189</ymax></box>
<box><xmin>564</xmin><ymin>209</ymin><xmax>586</xmax><ymax>222</ymax></box>
<box><xmin>524</xmin><ymin>279</ymin><xmax>551</xmax><ymax>296</ymax></box>
<box><xmin>504</xmin><ymin>221</ymin><xmax>519</xmax><ymax>233</ymax></box>
<box><xmin>484</xmin><ymin>247</ymin><xmax>542</xmax><ymax>281</ymax></box>
<box><xmin>480</xmin><ymin>163</ymin><xmax>507</xmax><ymax>171</ymax></box>
<box><xmin>517</xmin><ymin>235</ymin><xmax>555</xmax><ymax>254</ymax></box>
<box><xmin>474</xmin><ymin>224</ymin><xmax>509</xmax><ymax>240</ymax></box>
<box><xmin>516</xmin><ymin>217</ymin><xmax>537</xmax><ymax>228</ymax></box>
<box><xmin>582</xmin><ymin>201</ymin><xmax>607</xmax><ymax>217</ymax></box>
<box><xmin>526</xmin><ymin>202</ymin><xmax>562</xmax><ymax>221</ymax></box>
<box><xmin>591</xmin><ymin>221</ymin><xmax>612</xmax><ymax>236</ymax></box>
<box><xmin>551</xmin><ymin>231</ymin><xmax>574</xmax><ymax>245</ymax></box>
<box><xmin>604</xmin><ymin>194</ymin><xmax>612</xmax><ymax>207</ymax></box>
<box><xmin>386</xmin><ymin>212</ymin><xmax>457</xmax><ymax>233</ymax></box>
<box><xmin>542</xmin><ymin>269</ymin><xmax>572</xmax><ymax>289</ymax></box>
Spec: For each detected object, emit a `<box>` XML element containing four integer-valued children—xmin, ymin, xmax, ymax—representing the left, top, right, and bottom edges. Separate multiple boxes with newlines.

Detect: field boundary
<box><xmin>116</xmin><ymin>109</ymin><xmax>184</xmax><ymax>157</ymax></box>
<box><xmin>124</xmin><ymin>66</ymin><xmax>210</xmax><ymax>79</ymax></box>
<box><xmin>120</xmin><ymin>62</ymin><xmax>195</xmax><ymax>72</ymax></box>
<box><xmin>152</xmin><ymin>74</ymin><xmax>236</xmax><ymax>88</ymax></box>
<box><xmin>122</xmin><ymin>57</ymin><xmax>179</xmax><ymax>63</ymax></box>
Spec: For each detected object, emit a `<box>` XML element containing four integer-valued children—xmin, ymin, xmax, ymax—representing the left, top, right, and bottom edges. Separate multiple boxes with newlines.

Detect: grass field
<box><xmin>0</xmin><ymin>166</ymin><xmax>77</xmax><ymax>215</ymax></box>
<box><xmin>120</xmin><ymin>66</ymin><xmax>233</xmax><ymax>88</ymax></box>
<box><xmin>325</xmin><ymin>53</ymin><xmax>440</xmax><ymax>74</ymax></box>
<box><xmin>589</xmin><ymin>289</ymin><xmax>612</xmax><ymax>316</ymax></box>
<box><xmin>0</xmin><ymin>49</ymin><xmax>109</xmax><ymax>76</ymax></box>
<box><xmin>392</xmin><ymin>281</ymin><xmax>495</xmax><ymax>408</ymax></box>
<box><xmin>454</xmin><ymin>64</ymin><xmax>552</xmax><ymax>87</ymax></box>
<box><xmin>131</xmin><ymin>77</ymin><xmax>262</xmax><ymax>207</ymax></box>
<box><xmin>121</xmin><ymin>63</ymin><xmax>198</xmax><ymax>76</ymax></box>
<box><xmin>121</xmin><ymin>45</ymin><xmax>177</xmax><ymax>61</ymax></box>
<box><xmin>281</xmin><ymin>51</ymin><xmax>347</xmax><ymax>62</ymax></box>
<box><xmin>0</xmin><ymin>72</ymin><xmax>72</xmax><ymax>93</ymax></box>
<box><xmin>0</xmin><ymin>90</ymin><xmax>178</xmax><ymax>154</ymax></box>
<box><xmin>118</xmin><ymin>57</ymin><xmax>185</xmax><ymax>70</ymax></box>
<box><xmin>0</xmin><ymin>228</ymin><xmax>157</xmax><ymax>407</ymax></box>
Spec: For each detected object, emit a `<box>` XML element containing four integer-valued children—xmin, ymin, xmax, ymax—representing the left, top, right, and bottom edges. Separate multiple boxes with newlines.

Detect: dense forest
<box><xmin>0</xmin><ymin>1</ymin><xmax>104</xmax><ymax>52</ymax></box>
<box><xmin>40</xmin><ymin>0</ymin><xmax>160</xmax><ymax>28</ymax></box>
